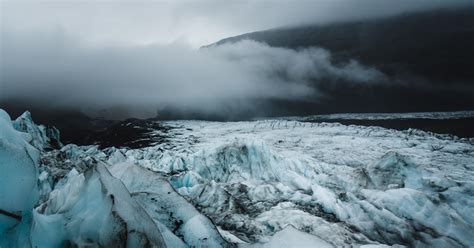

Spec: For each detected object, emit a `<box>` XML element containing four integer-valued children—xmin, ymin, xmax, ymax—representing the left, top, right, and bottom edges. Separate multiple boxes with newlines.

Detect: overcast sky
<box><xmin>2</xmin><ymin>0</ymin><xmax>470</xmax><ymax>47</ymax></box>
<box><xmin>1</xmin><ymin>0</ymin><xmax>471</xmax><ymax>119</ymax></box>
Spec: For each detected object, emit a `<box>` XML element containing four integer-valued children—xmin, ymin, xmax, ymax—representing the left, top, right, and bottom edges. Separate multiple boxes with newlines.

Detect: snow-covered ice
<box><xmin>0</xmin><ymin>109</ymin><xmax>40</xmax><ymax>246</ymax></box>
<box><xmin>240</xmin><ymin>225</ymin><xmax>333</xmax><ymax>248</ymax></box>
<box><xmin>1</xmin><ymin>110</ymin><xmax>474</xmax><ymax>247</ymax></box>
<box><xmin>32</xmin><ymin>162</ymin><xmax>166</xmax><ymax>247</ymax></box>
<box><xmin>13</xmin><ymin>111</ymin><xmax>62</xmax><ymax>151</ymax></box>
<box><xmin>115</xmin><ymin>120</ymin><xmax>474</xmax><ymax>247</ymax></box>
<box><xmin>282</xmin><ymin>110</ymin><xmax>474</xmax><ymax>121</ymax></box>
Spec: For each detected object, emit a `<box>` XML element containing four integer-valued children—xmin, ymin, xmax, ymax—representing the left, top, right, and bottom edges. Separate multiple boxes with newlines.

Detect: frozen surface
<box><xmin>32</xmin><ymin>163</ymin><xmax>165</xmax><ymax>247</ymax></box>
<box><xmin>1</xmin><ymin>109</ymin><xmax>232</xmax><ymax>247</ymax></box>
<box><xmin>109</xmin><ymin>162</ymin><xmax>229</xmax><ymax>247</ymax></box>
<box><xmin>0</xmin><ymin>110</ymin><xmax>40</xmax><ymax>246</ymax></box>
<box><xmin>13</xmin><ymin>111</ymin><xmax>62</xmax><ymax>150</ymax></box>
<box><xmin>124</xmin><ymin>120</ymin><xmax>473</xmax><ymax>247</ymax></box>
<box><xmin>282</xmin><ymin>110</ymin><xmax>474</xmax><ymax>121</ymax></box>
<box><xmin>240</xmin><ymin>225</ymin><xmax>333</xmax><ymax>248</ymax></box>
<box><xmin>2</xmin><ymin>109</ymin><xmax>474</xmax><ymax>247</ymax></box>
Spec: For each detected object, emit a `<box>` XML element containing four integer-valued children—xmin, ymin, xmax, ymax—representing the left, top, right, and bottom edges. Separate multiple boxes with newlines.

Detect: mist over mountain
<box><xmin>209</xmin><ymin>7</ymin><xmax>474</xmax><ymax>83</ymax></box>
<box><xmin>1</xmin><ymin>4</ymin><xmax>474</xmax><ymax>122</ymax></box>
<box><xmin>205</xmin><ymin>7</ymin><xmax>474</xmax><ymax>115</ymax></box>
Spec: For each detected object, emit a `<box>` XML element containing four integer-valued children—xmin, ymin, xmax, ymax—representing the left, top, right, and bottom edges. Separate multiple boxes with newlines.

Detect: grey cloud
<box><xmin>0</xmin><ymin>31</ymin><xmax>386</xmax><ymax>118</ymax></box>
<box><xmin>1</xmin><ymin>0</ymin><xmax>471</xmax><ymax>47</ymax></box>
<box><xmin>208</xmin><ymin>40</ymin><xmax>387</xmax><ymax>85</ymax></box>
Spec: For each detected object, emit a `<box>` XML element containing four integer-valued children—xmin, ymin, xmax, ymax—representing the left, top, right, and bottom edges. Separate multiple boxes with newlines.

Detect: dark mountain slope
<box><xmin>204</xmin><ymin>7</ymin><xmax>474</xmax><ymax>115</ymax></box>
<box><xmin>208</xmin><ymin>7</ymin><xmax>474</xmax><ymax>84</ymax></box>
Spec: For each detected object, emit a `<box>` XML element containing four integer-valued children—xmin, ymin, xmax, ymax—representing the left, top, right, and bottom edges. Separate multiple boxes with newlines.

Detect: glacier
<box><xmin>1</xmin><ymin>110</ymin><xmax>473</xmax><ymax>247</ymax></box>
<box><xmin>0</xmin><ymin>109</ymin><xmax>40</xmax><ymax>246</ymax></box>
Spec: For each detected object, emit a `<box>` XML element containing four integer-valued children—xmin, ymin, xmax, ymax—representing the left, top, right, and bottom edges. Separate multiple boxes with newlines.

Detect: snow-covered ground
<box><xmin>1</xmin><ymin>110</ymin><xmax>474</xmax><ymax>247</ymax></box>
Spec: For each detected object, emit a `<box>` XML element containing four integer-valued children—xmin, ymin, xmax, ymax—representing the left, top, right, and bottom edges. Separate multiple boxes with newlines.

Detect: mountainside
<box><xmin>208</xmin><ymin>7</ymin><xmax>474</xmax><ymax>83</ymax></box>
<box><xmin>206</xmin><ymin>7</ymin><xmax>474</xmax><ymax>115</ymax></box>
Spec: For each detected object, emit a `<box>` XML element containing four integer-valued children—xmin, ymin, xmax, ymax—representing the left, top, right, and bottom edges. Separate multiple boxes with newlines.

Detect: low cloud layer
<box><xmin>2</xmin><ymin>0</ymin><xmax>470</xmax><ymax>47</ymax></box>
<box><xmin>1</xmin><ymin>31</ymin><xmax>386</xmax><ymax>119</ymax></box>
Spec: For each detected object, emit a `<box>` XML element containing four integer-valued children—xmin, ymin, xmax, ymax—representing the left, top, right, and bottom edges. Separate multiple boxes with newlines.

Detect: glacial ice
<box><xmin>109</xmin><ymin>162</ymin><xmax>229</xmax><ymax>247</ymax></box>
<box><xmin>144</xmin><ymin>120</ymin><xmax>473</xmax><ymax>247</ymax></box>
<box><xmin>365</xmin><ymin>152</ymin><xmax>422</xmax><ymax>190</ymax></box>
<box><xmin>1</xmin><ymin>110</ymin><xmax>232</xmax><ymax>247</ymax></box>
<box><xmin>12</xmin><ymin>111</ymin><xmax>62</xmax><ymax>150</ymax></box>
<box><xmin>0</xmin><ymin>109</ymin><xmax>40</xmax><ymax>246</ymax></box>
<box><xmin>240</xmin><ymin>225</ymin><xmax>333</xmax><ymax>248</ymax></box>
<box><xmin>33</xmin><ymin>162</ymin><xmax>166</xmax><ymax>247</ymax></box>
<box><xmin>2</xmin><ymin>110</ymin><xmax>474</xmax><ymax>247</ymax></box>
